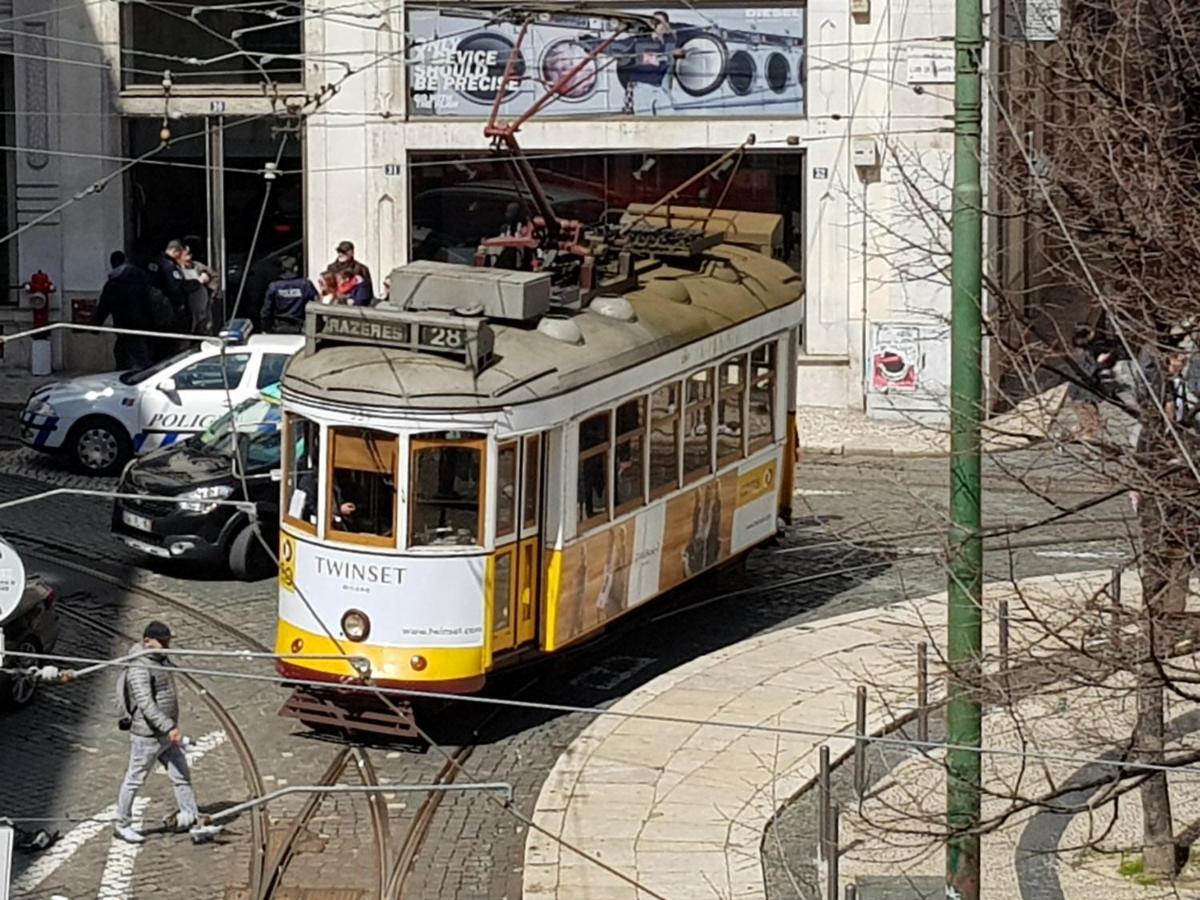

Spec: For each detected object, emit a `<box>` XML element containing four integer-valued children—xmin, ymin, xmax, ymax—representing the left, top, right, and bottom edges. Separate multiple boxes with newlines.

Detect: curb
<box><xmin>799</xmin><ymin>442</ymin><xmax>949</xmax><ymax>459</ymax></box>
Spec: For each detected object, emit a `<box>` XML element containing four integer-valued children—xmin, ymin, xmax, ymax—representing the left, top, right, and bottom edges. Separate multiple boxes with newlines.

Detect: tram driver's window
<box><xmin>683</xmin><ymin>369</ymin><xmax>714</xmax><ymax>483</ymax></box>
<box><xmin>717</xmin><ymin>355</ymin><xmax>746</xmax><ymax>466</ymax></box>
<box><xmin>328</xmin><ymin>428</ymin><xmax>397</xmax><ymax>544</ymax></box>
<box><xmin>284</xmin><ymin>414</ymin><xmax>320</xmax><ymax>532</ymax></box>
<box><xmin>577</xmin><ymin>412</ymin><xmax>611</xmax><ymax>529</ymax></box>
<box><xmin>614</xmin><ymin>397</ymin><xmax>645</xmax><ymax>514</ymax></box>
<box><xmin>410</xmin><ymin>432</ymin><xmax>485</xmax><ymax>547</ymax></box>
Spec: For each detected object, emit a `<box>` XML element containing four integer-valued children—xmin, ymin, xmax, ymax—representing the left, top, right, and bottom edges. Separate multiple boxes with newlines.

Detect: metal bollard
<box><xmin>916</xmin><ymin>641</ymin><xmax>928</xmax><ymax>744</ymax></box>
<box><xmin>826</xmin><ymin>801</ymin><xmax>840</xmax><ymax>900</ymax></box>
<box><xmin>854</xmin><ymin>686</ymin><xmax>867</xmax><ymax>798</ymax></box>
<box><xmin>818</xmin><ymin>744</ymin><xmax>830</xmax><ymax>860</ymax></box>
<box><xmin>999</xmin><ymin>598</ymin><xmax>1010</xmax><ymax>673</ymax></box>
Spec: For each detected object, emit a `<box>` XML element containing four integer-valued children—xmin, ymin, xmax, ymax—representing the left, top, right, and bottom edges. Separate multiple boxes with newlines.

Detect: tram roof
<box><xmin>283</xmin><ymin>243</ymin><xmax>803</xmax><ymax>411</ymax></box>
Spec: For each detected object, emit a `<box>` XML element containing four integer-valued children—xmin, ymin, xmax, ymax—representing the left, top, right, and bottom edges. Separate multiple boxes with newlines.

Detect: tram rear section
<box><xmin>274</xmin><ymin>218</ymin><xmax>803</xmax><ymax>734</ymax></box>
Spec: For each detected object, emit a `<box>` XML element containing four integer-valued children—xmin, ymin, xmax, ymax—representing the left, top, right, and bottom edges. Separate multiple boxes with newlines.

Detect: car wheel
<box><xmin>229</xmin><ymin>525</ymin><xmax>276</xmax><ymax>581</ymax></box>
<box><xmin>3</xmin><ymin>638</ymin><xmax>41</xmax><ymax>709</ymax></box>
<box><xmin>69</xmin><ymin>417</ymin><xmax>132</xmax><ymax>476</ymax></box>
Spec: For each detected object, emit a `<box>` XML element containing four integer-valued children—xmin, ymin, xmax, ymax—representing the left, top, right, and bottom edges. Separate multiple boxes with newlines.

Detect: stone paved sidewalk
<box><xmin>521</xmin><ymin>569</ymin><xmax>1116</xmax><ymax>900</ymax></box>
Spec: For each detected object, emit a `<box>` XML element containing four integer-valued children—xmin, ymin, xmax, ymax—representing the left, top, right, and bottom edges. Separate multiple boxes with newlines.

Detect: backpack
<box><xmin>115</xmin><ymin>667</ymin><xmax>135</xmax><ymax>731</ymax></box>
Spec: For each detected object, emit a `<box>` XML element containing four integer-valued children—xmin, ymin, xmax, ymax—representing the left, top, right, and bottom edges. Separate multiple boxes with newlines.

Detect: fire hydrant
<box><xmin>24</xmin><ymin>270</ymin><xmax>55</xmax><ymax>376</ymax></box>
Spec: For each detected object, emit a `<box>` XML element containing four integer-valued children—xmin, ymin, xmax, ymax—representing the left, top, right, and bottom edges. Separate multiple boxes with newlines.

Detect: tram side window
<box><xmin>614</xmin><ymin>397</ymin><xmax>646</xmax><ymax>514</ymax></box>
<box><xmin>410</xmin><ymin>432</ymin><xmax>486</xmax><ymax>547</ymax></box>
<box><xmin>328</xmin><ymin>428</ymin><xmax>397</xmax><ymax>543</ymax></box>
<box><xmin>718</xmin><ymin>355</ymin><xmax>747</xmax><ymax>466</ymax></box>
<box><xmin>749</xmin><ymin>342</ymin><xmax>778</xmax><ymax>450</ymax></box>
<box><xmin>577</xmin><ymin>412</ymin><xmax>611</xmax><ymax>529</ymax></box>
<box><xmin>649</xmin><ymin>383</ymin><xmax>680</xmax><ymax>497</ymax></box>
<box><xmin>496</xmin><ymin>441</ymin><xmax>518</xmax><ymax>540</ymax></box>
<box><xmin>683</xmin><ymin>369</ymin><xmax>714</xmax><ymax>483</ymax></box>
<box><xmin>284</xmin><ymin>414</ymin><xmax>320</xmax><ymax>531</ymax></box>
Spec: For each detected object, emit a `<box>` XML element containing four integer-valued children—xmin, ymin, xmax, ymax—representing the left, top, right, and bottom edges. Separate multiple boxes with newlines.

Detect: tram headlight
<box><xmin>177</xmin><ymin>484</ymin><xmax>234</xmax><ymax>513</ymax></box>
<box><xmin>341</xmin><ymin>609</ymin><xmax>370</xmax><ymax>642</ymax></box>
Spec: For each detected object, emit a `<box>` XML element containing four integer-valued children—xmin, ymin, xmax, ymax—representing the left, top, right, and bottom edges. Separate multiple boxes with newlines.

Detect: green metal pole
<box><xmin>946</xmin><ymin>0</ymin><xmax>984</xmax><ymax>890</ymax></box>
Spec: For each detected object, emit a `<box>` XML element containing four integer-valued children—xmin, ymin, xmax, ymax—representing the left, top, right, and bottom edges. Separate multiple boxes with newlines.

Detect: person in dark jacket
<box><xmin>114</xmin><ymin>621</ymin><xmax>201</xmax><ymax>844</ymax></box>
<box><xmin>145</xmin><ymin>239</ymin><xmax>189</xmax><ymax>360</ymax></box>
<box><xmin>327</xmin><ymin>240</ymin><xmax>373</xmax><ymax>300</ymax></box>
<box><xmin>93</xmin><ymin>253</ymin><xmax>153</xmax><ymax>371</ymax></box>
<box><xmin>335</xmin><ymin>268</ymin><xmax>371</xmax><ymax>306</ymax></box>
<box><xmin>261</xmin><ymin>256</ymin><xmax>318</xmax><ymax>333</ymax></box>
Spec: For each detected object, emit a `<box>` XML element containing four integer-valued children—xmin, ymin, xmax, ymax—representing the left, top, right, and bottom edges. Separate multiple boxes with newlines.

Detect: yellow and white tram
<box><xmin>274</xmin><ymin>212</ymin><xmax>803</xmax><ymax>706</ymax></box>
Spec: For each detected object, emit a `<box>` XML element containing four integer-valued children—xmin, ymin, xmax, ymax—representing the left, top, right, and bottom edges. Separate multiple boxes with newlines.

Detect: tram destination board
<box><xmin>307</xmin><ymin>305</ymin><xmax>493</xmax><ymax>370</ymax></box>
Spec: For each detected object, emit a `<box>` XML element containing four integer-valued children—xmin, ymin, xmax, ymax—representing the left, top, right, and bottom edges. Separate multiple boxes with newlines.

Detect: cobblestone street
<box><xmin>0</xmin><ymin>406</ymin><xmax>1137</xmax><ymax>898</ymax></box>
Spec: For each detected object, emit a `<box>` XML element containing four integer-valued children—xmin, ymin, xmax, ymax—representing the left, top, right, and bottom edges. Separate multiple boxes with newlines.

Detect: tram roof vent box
<box><xmin>306</xmin><ymin>305</ymin><xmax>495</xmax><ymax>372</ymax></box>
<box><xmin>387</xmin><ymin>261</ymin><xmax>551</xmax><ymax>322</ymax></box>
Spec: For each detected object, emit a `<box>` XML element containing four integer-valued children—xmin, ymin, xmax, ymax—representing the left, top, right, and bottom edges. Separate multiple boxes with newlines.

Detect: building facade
<box><xmin>0</xmin><ymin>0</ymin><xmax>964</xmax><ymax>420</ymax></box>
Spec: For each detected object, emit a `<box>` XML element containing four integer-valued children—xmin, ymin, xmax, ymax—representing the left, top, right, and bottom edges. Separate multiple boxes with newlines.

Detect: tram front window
<box><xmin>328</xmin><ymin>428</ymin><xmax>397</xmax><ymax>544</ymax></box>
<box><xmin>410</xmin><ymin>432</ymin><xmax>485</xmax><ymax>547</ymax></box>
<box><xmin>284</xmin><ymin>414</ymin><xmax>320</xmax><ymax>532</ymax></box>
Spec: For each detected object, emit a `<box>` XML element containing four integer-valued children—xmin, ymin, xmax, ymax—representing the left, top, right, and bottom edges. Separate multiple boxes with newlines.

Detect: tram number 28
<box><xmin>419</xmin><ymin>325</ymin><xmax>465</xmax><ymax>349</ymax></box>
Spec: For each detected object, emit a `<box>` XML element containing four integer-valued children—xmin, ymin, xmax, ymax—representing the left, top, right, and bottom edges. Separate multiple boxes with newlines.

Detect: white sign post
<box><xmin>0</xmin><ymin>539</ymin><xmax>27</xmax><ymax>668</ymax></box>
<box><xmin>0</xmin><ymin>819</ymin><xmax>13</xmax><ymax>900</ymax></box>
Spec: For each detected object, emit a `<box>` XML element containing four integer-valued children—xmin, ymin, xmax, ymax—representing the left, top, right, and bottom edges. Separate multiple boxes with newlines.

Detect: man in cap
<box><xmin>260</xmin><ymin>255</ymin><xmax>318</xmax><ymax>334</ymax></box>
<box><xmin>328</xmin><ymin>240</ymin><xmax>374</xmax><ymax>301</ymax></box>
<box><xmin>114</xmin><ymin>621</ymin><xmax>202</xmax><ymax>843</ymax></box>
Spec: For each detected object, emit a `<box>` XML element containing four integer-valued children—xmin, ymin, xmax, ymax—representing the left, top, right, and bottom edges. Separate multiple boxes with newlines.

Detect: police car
<box><xmin>19</xmin><ymin>322</ymin><xmax>303</xmax><ymax>475</ymax></box>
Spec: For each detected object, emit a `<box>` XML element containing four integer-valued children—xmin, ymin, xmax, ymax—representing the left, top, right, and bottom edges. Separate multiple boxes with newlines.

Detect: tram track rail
<box><xmin>53</xmin><ymin>604</ymin><xmax>272</xmax><ymax>899</ymax></box>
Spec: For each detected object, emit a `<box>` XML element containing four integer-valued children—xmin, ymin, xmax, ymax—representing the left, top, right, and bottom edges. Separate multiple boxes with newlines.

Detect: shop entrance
<box><xmin>125</xmin><ymin>115</ymin><xmax>303</xmax><ymax>327</ymax></box>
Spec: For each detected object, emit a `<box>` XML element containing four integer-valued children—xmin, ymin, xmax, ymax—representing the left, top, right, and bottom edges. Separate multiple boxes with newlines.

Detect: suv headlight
<box><xmin>177</xmin><ymin>484</ymin><xmax>235</xmax><ymax>513</ymax></box>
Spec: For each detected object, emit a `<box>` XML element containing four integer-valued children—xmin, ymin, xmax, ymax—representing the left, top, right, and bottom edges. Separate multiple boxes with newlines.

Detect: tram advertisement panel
<box><xmin>279</xmin><ymin>535</ymin><xmax>486</xmax><ymax>648</ymax></box>
<box><xmin>553</xmin><ymin>453</ymin><xmax>780</xmax><ymax>646</ymax></box>
<box><xmin>407</xmin><ymin>5</ymin><xmax>806</xmax><ymax>118</ymax></box>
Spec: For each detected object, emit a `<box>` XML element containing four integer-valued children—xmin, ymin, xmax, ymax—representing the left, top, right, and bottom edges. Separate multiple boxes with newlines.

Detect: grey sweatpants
<box><xmin>116</xmin><ymin>734</ymin><xmax>199</xmax><ymax>827</ymax></box>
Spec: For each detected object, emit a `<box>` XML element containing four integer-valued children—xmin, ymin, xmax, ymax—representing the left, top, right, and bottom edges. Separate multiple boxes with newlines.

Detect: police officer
<box><xmin>260</xmin><ymin>256</ymin><xmax>318</xmax><ymax>334</ymax></box>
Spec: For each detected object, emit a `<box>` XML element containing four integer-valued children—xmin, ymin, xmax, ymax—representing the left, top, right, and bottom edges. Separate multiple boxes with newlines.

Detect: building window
<box><xmin>683</xmin><ymin>369</ymin><xmax>714</xmax><ymax>483</ymax></box>
<box><xmin>327</xmin><ymin>428</ymin><xmax>397</xmax><ymax>545</ymax></box>
<box><xmin>578</xmin><ymin>412</ymin><xmax>611</xmax><ymax>529</ymax></box>
<box><xmin>614</xmin><ymin>397</ymin><xmax>646</xmax><ymax>515</ymax></box>
<box><xmin>497</xmin><ymin>441</ymin><xmax>518</xmax><ymax>540</ymax></box>
<box><xmin>283</xmin><ymin>414</ymin><xmax>320</xmax><ymax>533</ymax></box>
<box><xmin>717</xmin><ymin>355</ymin><xmax>746</xmax><ymax>466</ymax></box>
<box><xmin>649</xmin><ymin>383</ymin><xmax>681</xmax><ymax>498</ymax></box>
<box><xmin>409</xmin><ymin>432</ymin><xmax>486</xmax><ymax>548</ymax></box>
<box><xmin>121</xmin><ymin>1</ymin><xmax>302</xmax><ymax>88</ymax></box>
<box><xmin>749</xmin><ymin>342</ymin><xmax>778</xmax><ymax>450</ymax></box>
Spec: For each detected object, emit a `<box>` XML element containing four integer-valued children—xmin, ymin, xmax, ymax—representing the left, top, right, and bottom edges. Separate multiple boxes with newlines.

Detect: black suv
<box><xmin>112</xmin><ymin>388</ymin><xmax>282</xmax><ymax>580</ymax></box>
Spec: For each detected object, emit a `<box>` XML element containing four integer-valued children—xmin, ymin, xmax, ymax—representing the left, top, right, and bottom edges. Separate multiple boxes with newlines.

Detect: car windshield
<box><xmin>119</xmin><ymin>350</ymin><xmax>192</xmax><ymax>386</ymax></box>
<box><xmin>191</xmin><ymin>395</ymin><xmax>282</xmax><ymax>467</ymax></box>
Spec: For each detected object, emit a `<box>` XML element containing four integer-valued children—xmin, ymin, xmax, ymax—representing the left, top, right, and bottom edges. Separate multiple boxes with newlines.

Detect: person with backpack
<box><xmin>114</xmin><ymin>621</ymin><xmax>202</xmax><ymax>843</ymax></box>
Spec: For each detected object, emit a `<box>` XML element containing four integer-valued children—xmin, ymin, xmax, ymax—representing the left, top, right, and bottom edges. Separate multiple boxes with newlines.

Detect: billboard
<box><xmin>407</xmin><ymin>6</ymin><xmax>806</xmax><ymax>118</ymax></box>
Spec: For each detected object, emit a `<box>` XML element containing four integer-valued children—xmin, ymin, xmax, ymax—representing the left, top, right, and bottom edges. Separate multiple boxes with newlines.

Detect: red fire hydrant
<box><xmin>24</xmin><ymin>270</ymin><xmax>56</xmax><ymax>375</ymax></box>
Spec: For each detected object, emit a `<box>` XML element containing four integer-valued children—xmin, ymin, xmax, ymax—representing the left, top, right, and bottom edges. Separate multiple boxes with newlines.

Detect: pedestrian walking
<box><xmin>93</xmin><ymin>251</ymin><xmax>153</xmax><ymax>371</ymax></box>
<box><xmin>328</xmin><ymin>240</ymin><xmax>373</xmax><ymax>301</ymax></box>
<box><xmin>335</xmin><ymin>267</ymin><xmax>371</xmax><ymax>306</ymax></box>
<box><xmin>114</xmin><ymin>621</ymin><xmax>203</xmax><ymax>844</ymax></box>
<box><xmin>261</xmin><ymin>255</ymin><xmax>318</xmax><ymax>333</ymax></box>
<box><xmin>1066</xmin><ymin>325</ymin><xmax>1112</xmax><ymax>441</ymax></box>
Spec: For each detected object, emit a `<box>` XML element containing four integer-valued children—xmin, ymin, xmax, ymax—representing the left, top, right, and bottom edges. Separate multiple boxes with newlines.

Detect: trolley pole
<box><xmin>946</xmin><ymin>0</ymin><xmax>984</xmax><ymax>890</ymax></box>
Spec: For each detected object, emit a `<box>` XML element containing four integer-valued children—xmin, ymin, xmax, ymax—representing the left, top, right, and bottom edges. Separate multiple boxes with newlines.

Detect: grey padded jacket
<box><xmin>125</xmin><ymin>644</ymin><xmax>180</xmax><ymax>738</ymax></box>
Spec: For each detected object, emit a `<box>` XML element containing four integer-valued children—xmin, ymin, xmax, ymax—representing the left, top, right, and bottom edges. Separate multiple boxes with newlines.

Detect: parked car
<box><xmin>0</xmin><ymin>576</ymin><xmax>58</xmax><ymax>710</ymax></box>
<box><xmin>19</xmin><ymin>323</ymin><xmax>302</xmax><ymax>476</ymax></box>
<box><xmin>112</xmin><ymin>385</ymin><xmax>284</xmax><ymax>579</ymax></box>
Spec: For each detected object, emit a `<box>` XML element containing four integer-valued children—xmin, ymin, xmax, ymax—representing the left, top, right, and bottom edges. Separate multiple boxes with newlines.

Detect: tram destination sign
<box><xmin>307</xmin><ymin>306</ymin><xmax>494</xmax><ymax>371</ymax></box>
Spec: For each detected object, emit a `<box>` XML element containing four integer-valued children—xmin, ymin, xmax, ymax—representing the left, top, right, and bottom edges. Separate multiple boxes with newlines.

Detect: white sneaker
<box><xmin>113</xmin><ymin>824</ymin><xmax>144</xmax><ymax>844</ymax></box>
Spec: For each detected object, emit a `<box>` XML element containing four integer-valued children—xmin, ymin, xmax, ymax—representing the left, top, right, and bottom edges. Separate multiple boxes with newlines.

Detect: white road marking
<box><xmin>794</xmin><ymin>488</ymin><xmax>851</xmax><ymax>497</ymax></box>
<box><xmin>10</xmin><ymin>730</ymin><xmax>226</xmax><ymax>895</ymax></box>
<box><xmin>1035</xmin><ymin>549</ymin><xmax>1124</xmax><ymax>560</ymax></box>
<box><xmin>95</xmin><ymin>798</ymin><xmax>148</xmax><ymax>900</ymax></box>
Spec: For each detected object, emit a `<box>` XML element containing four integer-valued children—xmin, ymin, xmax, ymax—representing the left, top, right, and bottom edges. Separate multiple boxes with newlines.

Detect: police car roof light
<box><xmin>219</xmin><ymin>319</ymin><xmax>254</xmax><ymax>344</ymax></box>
